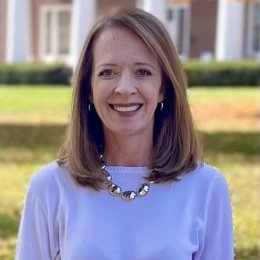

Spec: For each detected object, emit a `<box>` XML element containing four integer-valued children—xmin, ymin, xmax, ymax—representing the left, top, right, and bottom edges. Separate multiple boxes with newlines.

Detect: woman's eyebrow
<box><xmin>96</xmin><ymin>63</ymin><xmax>117</xmax><ymax>70</ymax></box>
<box><xmin>134</xmin><ymin>62</ymin><xmax>157</xmax><ymax>70</ymax></box>
<box><xmin>95</xmin><ymin>62</ymin><xmax>157</xmax><ymax>70</ymax></box>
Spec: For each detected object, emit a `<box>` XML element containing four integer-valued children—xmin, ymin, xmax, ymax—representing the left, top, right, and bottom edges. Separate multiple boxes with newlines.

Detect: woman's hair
<box><xmin>57</xmin><ymin>7</ymin><xmax>202</xmax><ymax>190</ymax></box>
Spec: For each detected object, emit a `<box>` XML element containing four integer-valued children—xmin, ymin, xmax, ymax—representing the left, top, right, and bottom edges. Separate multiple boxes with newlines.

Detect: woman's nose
<box><xmin>114</xmin><ymin>72</ymin><xmax>137</xmax><ymax>96</ymax></box>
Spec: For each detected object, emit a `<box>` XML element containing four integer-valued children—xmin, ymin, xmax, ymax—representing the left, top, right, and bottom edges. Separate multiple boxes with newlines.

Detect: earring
<box><xmin>160</xmin><ymin>102</ymin><xmax>164</xmax><ymax>111</ymax></box>
<box><xmin>88</xmin><ymin>103</ymin><xmax>92</xmax><ymax>112</ymax></box>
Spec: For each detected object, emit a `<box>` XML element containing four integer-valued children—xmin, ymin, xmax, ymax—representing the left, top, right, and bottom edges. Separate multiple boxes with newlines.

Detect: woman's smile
<box><xmin>109</xmin><ymin>103</ymin><xmax>143</xmax><ymax>113</ymax></box>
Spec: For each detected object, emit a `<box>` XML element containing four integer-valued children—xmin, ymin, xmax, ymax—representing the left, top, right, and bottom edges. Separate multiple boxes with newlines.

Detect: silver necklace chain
<box><xmin>100</xmin><ymin>155</ymin><xmax>154</xmax><ymax>202</ymax></box>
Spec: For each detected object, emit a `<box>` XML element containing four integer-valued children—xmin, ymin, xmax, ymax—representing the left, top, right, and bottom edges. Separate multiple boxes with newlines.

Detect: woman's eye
<box><xmin>98</xmin><ymin>69</ymin><xmax>114</xmax><ymax>78</ymax></box>
<box><xmin>136</xmin><ymin>69</ymin><xmax>152</xmax><ymax>77</ymax></box>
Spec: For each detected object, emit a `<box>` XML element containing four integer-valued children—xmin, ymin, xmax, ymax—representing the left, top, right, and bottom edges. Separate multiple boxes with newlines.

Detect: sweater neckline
<box><xmin>105</xmin><ymin>166</ymin><xmax>149</xmax><ymax>175</ymax></box>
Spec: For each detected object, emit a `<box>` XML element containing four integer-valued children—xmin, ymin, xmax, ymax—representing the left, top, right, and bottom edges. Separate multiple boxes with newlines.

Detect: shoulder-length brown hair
<box><xmin>58</xmin><ymin>7</ymin><xmax>202</xmax><ymax>190</ymax></box>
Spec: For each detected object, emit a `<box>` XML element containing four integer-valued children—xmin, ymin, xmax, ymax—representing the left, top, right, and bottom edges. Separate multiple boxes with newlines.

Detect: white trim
<box><xmin>142</xmin><ymin>0</ymin><xmax>166</xmax><ymax>25</ymax></box>
<box><xmin>216</xmin><ymin>0</ymin><xmax>245</xmax><ymax>60</ymax></box>
<box><xmin>6</xmin><ymin>0</ymin><xmax>31</xmax><ymax>62</ymax></box>
<box><xmin>69</xmin><ymin>0</ymin><xmax>96</xmax><ymax>68</ymax></box>
<box><xmin>39</xmin><ymin>4</ymin><xmax>72</xmax><ymax>63</ymax></box>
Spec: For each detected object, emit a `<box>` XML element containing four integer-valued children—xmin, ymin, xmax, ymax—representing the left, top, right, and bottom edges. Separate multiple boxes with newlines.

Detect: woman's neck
<box><xmin>103</xmin><ymin>132</ymin><xmax>153</xmax><ymax>167</ymax></box>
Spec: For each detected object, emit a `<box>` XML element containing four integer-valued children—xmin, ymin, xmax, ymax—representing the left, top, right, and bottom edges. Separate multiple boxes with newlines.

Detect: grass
<box><xmin>188</xmin><ymin>87</ymin><xmax>259</xmax><ymax>102</ymax></box>
<box><xmin>0</xmin><ymin>85</ymin><xmax>71</xmax><ymax>124</ymax></box>
<box><xmin>0</xmin><ymin>86</ymin><xmax>259</xmax><ymax>259</ymax></box>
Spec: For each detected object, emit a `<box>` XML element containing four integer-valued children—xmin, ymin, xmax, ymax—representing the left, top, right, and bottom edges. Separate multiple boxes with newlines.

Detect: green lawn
<box><xmin>0</xmin><ymin>85</ymin><xmax>71</xmax><ymax>124</ymax></box>
<box><xmin>0</xmin><ymin>86</ymin><xmax>259</xmax><ymax>259</ymax></box>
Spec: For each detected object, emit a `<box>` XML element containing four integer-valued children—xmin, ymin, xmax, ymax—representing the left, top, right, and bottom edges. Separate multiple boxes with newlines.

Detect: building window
<box><xmin>252</xmin><ymin>4</ymin><xmax>260</xmax><ymax>54</ymax></box>
<box><xmin>40</xmin><ymin>5</ymin><xmax>71</xmax><ymax>63</ymax></box>
<box><xmin>58</xmin><ymin>10</ymin><xmax>71</xmax><ymax>54</ymax></box>
<box><xmin>166</xmin><ymin>3</ymin><xmax>190</xmax><ymax>59</ymax></box>
<box><xmin>45</xmin><ymin>11</ymin><xmax>52</xmax><ymax>55</ymax></box>
<box><xmin>248</xmin><ymin>2</ymin><xmax>260</xmax><ymax>58</ymax></box>
<box><xmin>167</xmin><ymin>9</ymin><xmax>174</xmax><ymax>21</ymax></box>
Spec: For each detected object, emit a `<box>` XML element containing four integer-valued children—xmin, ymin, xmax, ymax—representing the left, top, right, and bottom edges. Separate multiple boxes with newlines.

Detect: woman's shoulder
<box><xmin>28</xmin><ymin>161</ymin><xmax>71</xmax><ymax>196</ymax></box>
<box><xmin>182</xmin><ymin>163</ymin><xmax>229</xmax><ymax>190</ymax></box>
<box><xmin>31</xmin><ymin>161</ymin><xmax>64</xmax><ymax>181</ymax></box>
<box><xmin>193</xmin><ymin>163</ymin><xmax>222</xmax><ymax>177</ymax></box>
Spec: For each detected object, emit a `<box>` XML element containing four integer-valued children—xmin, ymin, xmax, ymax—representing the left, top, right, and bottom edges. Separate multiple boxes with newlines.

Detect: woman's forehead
<box><xmin>92</xmin><ymin>28</ymin><xmax>159</xmax><ymax>66</ymax></box>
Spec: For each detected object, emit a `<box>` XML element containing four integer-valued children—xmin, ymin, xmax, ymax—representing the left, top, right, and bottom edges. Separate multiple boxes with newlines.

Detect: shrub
<box><xmin>182</xmin><ymin>60</ymin><xmax>260</xmax><ymax>87</ymax></box>
<box><xmin>0</xmin><ymin>63</ymin><xmax>72</xmax><ymax>85</ymax></box>
<box><xmin>1</xmin><ymin>61</ymin><xmax>260</xmax><ymax>86</ymax></box>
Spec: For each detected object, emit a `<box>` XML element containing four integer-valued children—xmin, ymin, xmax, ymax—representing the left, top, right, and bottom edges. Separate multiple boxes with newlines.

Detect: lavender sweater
<box><xmin>16</xmin><ymin>162</ymin><xmax>234</xmax><ymax>260</ymax></box>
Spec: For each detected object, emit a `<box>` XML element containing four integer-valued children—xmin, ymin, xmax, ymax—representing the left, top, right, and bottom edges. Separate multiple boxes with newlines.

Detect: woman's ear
<box><xmin>89</xmin><ymin>93</ymin><xmax>93</xmax><ymax>103</ymax></box>
<box><xmin>158</xmin><ymin>74</ymin><xmax>166</xmax><ymax>102</ymax></box>
<box><xmin>158</xmin><ymin>89</ymin><xmax>164</xmax><ymax>103</ymax></box>
<box><xmin>89</xmin><ymin>86</ymin><xmax>93</xmax><ymax>103</ymax></box>
<box><xmin>158</xmin><ymin>80</ymin><xmax>165</xmax><ymax>102</ymax></box>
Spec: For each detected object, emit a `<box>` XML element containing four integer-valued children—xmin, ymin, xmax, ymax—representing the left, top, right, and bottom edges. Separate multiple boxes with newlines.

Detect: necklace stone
<box><xmin>100</xmin><ymin>156</ymin><xmax>153</xmax><ymax>202</ymax></box>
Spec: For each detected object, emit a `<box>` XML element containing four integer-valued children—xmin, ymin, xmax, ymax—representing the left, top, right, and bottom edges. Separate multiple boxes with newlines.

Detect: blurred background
<box><xmin>0</xmin><ymin>0</ymin><xmax>259</xmax><ymax>259</ymax></box>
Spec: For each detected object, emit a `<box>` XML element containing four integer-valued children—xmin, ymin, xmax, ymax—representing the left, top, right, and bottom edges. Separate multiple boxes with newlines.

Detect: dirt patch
<box><xmin>190</xmin><ymin>101</ymin><xmax>260</xmax><ymax>131</ymax></box>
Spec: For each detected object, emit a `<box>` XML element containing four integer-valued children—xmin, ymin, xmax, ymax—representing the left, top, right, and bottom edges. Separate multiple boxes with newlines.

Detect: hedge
<box><xmin>0</xmin><ymin>61</ymin><xmax>259</xmax><ymax>86</ymax></box>
<box><xmin>183</xmin><ymin>60</ymin><xmax>260</xmax><ymax>87</ymax></box>
<box><xmin>0</xmin><ymin>63</ymin><xmax>72</xmax><ymax>85</ymax></box>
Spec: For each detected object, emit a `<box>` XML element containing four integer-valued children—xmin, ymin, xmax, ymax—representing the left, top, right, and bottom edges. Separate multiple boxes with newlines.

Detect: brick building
<box><xmin>0</xmin><ymin>0</ymin><xmax>259</xmax><ymax>67</ymax></box>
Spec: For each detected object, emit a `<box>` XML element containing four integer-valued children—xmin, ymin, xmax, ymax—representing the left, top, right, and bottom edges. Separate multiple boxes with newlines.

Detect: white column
<box><xmin>6</xmin><ymin>0</ymin><xmax>31</xmax><ymax>62</ymax></box>
<box><xmin>216</xmin><ymin>0</ymin><xmax>245</xmax><ymax>61</ymax></box>
<box><xmin>142</xmin><ymin>0</ymin><xmax>166</xmax><ymax>25</ymax></box>
<box><xmin>70</xmin><ymin>0</ymin><xmax>96</xmax><ymax>68</ymax></box>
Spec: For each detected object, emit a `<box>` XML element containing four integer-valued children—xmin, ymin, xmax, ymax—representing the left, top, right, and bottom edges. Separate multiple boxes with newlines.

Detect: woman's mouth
<box><xmin>110</xmin><ymin>104</ymin><xmax>142</xmax><ymax>113</ymax></box>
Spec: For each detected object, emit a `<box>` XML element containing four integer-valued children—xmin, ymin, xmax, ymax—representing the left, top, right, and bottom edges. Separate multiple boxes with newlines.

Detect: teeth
<box><xmin>113</xmin><ymin>105</ymin><xmax>140</xmax><ymax>112</ymax></box>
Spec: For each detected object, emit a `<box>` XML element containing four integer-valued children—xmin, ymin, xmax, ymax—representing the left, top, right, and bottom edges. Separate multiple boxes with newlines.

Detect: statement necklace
<box><xmin>100</xmin><ymin>155</ymin><xmax>154</xmax><ymax>202</ymax></box>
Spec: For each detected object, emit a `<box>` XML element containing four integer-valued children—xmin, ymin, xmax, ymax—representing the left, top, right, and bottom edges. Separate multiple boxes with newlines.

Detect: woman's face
<box><xmin>91</xmin><ymin>28</ymin><xmax>163</xmax><ymax>139</ymax></box>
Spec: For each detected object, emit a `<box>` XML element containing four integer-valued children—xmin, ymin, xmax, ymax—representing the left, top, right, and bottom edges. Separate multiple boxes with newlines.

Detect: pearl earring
<box><xmin>160</xmin><ymin>102</ymin><xmax>164</xmax><ymax>111</ymax></box>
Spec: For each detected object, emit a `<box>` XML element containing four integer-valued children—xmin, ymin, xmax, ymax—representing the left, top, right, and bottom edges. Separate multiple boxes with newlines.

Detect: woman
<box><xmin>16</xmin><ymin>8</ymin><xmax>234</xmax><ymax>260</ymax></box>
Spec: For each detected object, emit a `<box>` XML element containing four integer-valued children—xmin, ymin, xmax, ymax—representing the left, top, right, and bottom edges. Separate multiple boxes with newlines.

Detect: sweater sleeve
<box><xmin>15</xmin><ymin>179</ymin><xmax>59</xmax><ymax>260</ymax></box>
<box><xmin>194</xmin><ymin>173</ymin><xmax>234</xmax><ymax>260</ymax></box>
